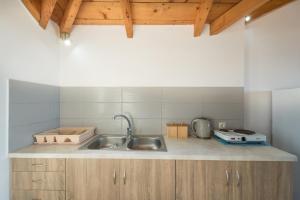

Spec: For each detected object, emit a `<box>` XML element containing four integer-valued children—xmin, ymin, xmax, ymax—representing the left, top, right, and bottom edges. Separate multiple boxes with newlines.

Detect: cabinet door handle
<box><xmin>32</xmin><ymin>164</ymin><xmax>44</xmax><ymax>166</ymax></box>
<box><xmin>113</xmin><ymin>170</ymin><xmax>116</xmax><ymax>185</ymax></box>
<box><xmin>225</xmin><ymin>170</ymin><xmax>229</xmax><ymax>186</ymax></box>
<box><xmin>236</xmin><ymin>170</ymin><xmax>240</xmax><ymax>187</ymax></box>
<box><xmin>123</xmin><ymin>171</ymin><xmax>126</xmax><ymax>185</ymax></box>
<box><xmin>32</xmin><ymin>179</ymin><xmax>42</xmax><ymax>183</ymax></box>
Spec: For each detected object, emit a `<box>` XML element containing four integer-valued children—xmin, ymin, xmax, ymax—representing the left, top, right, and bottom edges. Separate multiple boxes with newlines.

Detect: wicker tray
<box><xmin>34</xmin><ymin>127</ymin><xmax>95</xmax><ymax>144</ymax></box>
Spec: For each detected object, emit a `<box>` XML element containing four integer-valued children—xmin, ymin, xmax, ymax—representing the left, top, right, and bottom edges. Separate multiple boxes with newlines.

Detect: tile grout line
<box><xmin>121</xmin><ymin>87</ymin><xmax>123</xmax><ymax>134</ymax></box>
<box><xmin>160</xmin><ymin>88</ymin><xmax>163</xmax><ymax>135</ymax></box>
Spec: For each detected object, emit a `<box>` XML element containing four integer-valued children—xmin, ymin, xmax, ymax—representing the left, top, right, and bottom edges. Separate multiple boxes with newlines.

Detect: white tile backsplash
<box><xmin>60</xmin><ymin>87</ymin><xmax>244</xmax><ymax>136</ymax></box>
<box><xmin>9</xmin><ymin>80</ymin><xmax>60</xmax><ymax>152</ymax></box>
<box><xmin>9</xmin><ymin>84</ymin><xmax>244</xmax><ymax>152</ymax></box>
<box><xmin>80</xmin><ymin>87</ymin><xmax>122</xmax><ymax>102</ymax></box>
<box><xmin>123</xmin><ymin>119</ymin><xmax>162</xmax><ymax>135</ymax></box>
<box><xmin>80</xmin><ymin>103</ymin><xmax>121</xmax><ymax>118</ymax></box>
<box><xmin>122</xmin><ymin>87</ymin><xmax>162</xmax><ymax>102</ymax></box>
<box><xmin>123</xmin><ymin>102</ymin><xmax>162</xmax><ymax>119</ymax></box>
<box><xmin>162</xmin><ymin>103</ymin><xmax>202</xmax><ymax>119</ymax></box>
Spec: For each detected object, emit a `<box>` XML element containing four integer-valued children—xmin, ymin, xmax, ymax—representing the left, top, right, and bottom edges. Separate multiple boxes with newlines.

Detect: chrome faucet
<box><xmin>113</xmin><ymin>114</ymin><xmax>133</xmax><ymax>139</ymax></box>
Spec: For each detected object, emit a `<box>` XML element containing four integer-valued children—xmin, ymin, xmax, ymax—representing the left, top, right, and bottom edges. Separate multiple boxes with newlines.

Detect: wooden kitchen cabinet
<box><xmin>66</xmin><ymin>159</ymin><xmax>119</xmax><ymax>200</ymax></box>
<box><xmin>176</xmin><ymin>160</ymin><xmax>206</xmax><ymax>200</ymax></box>
<box><xmin>232</xmin><ymin>161</ymin><xmax>256</xmax><ymax>200</ymax></box>
<box><xmin>11</xmin><ymin>158</ymin><xmax>293</xmax><ymax>200</ymax></box>
<box><xmin>206</xmin><ymin>161</ymin><xmax>233</xmax><ymax>200</ymax></box>
<box><xmin>233</xmin><ymin>161</ymin><xmax>293</xmax><ymax>200</ymax></box>
<box><xmin>176</xmin><ymin>161</ymin><xmax>232</xmax><ymax>200</ymax></box>
<box><xmin>176</xmin><ymin>160</ymin><xmax>293</xmax><ymax>200</ymax></box>
<box><xmin>120</xmin><ymin>159</ymin><xmax>175</xmax><ymax>200</ymax></box>
<box><xmin>11</xmin><ymin>158</ymin><xmax>66</xmax><ymax>200</ymax></box>
<box><xmin>66</xmin><ymin>159</ymin><xmax>175</xmax><ymax>200</ymax></box>
<box><xmin>253</xmin><ymin>162</ymin><xmax>293</xmax><ymax>200</ymax></box>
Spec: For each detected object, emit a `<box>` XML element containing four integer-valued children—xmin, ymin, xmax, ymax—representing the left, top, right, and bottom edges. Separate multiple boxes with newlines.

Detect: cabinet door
<box><xmin>206</xmin><ymin>161</ymin><xmax>232</xmax><ymax>200</ymax></box>
<box><xmin>66</xmin><ymin>159</ymin><xmax>119</xmax><ymax>200</ymax></box>
<box><xmin>254</xmin><ymin>162</ymin><xmax>293</xmax><ymax>200</ymax></box>
<box><xmin>120</xmin><ymin>159</ymin><xmax>175</xmax><ymax>200</ymax></box>
<box><xmin>176</xmin><ymin>160</ymin><xmax>206</xmax><ymax>200</ymax></box>
<box><xmin>232</xmin><ymin>162</ymin><xmax>256</xmax><ymax>200</ymax></box>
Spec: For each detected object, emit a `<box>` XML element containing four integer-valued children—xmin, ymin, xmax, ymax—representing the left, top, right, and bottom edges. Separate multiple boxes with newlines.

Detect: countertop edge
<box><xmin>8</xmin><ymin>137</ymin><xmax>298</xmax><ymax>162</ymax></box>
<box><xmin>8</xmin><ymin>153</ymin><xmax>298</xmax><ymax>162</ymax></box>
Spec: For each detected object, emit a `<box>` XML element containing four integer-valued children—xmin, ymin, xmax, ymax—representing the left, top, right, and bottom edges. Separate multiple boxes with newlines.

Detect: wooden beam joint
<box><xmin>22</xmin><ymin>0</ymin><xmax>41</xmax><ymax>23</ymax></box>
<box><xmin>210</xmin><ymin>0</ymin><xmax>270</xmax><ymax>35</ymax></box>
<box><xmin>60</xmin><ymin>0</ymin><xmax>83</xmax><ymax>34</ymax></box>
<box><xmin>194</xmin><ymin>0</ymin><xmax>213</xmax><ymax>37</ymax></box>
<box><xmin>40</xmin><ymin>0</ymin><xmax>58</xmax><ymax>29</ymax></box>
<box><xmin>120</xmin><ymin>0</ymin><xmax>133</xmax><ymax>38</ymax></box>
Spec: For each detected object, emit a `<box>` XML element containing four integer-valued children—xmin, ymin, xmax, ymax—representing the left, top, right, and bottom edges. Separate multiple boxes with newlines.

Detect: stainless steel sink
<box><xmin>127</xmin><ymin>136</ymin><xmax>167</xmax><ymax>151</ymax></box>
<box><xmin>81</xmin><ymin>135</ymin><xmax>126</xmax><ymax>150</ymax></box>
<box><xmin>80</xmin><ymin>135</ymin><xmax>167</xmax><ymax>152</ymax></box>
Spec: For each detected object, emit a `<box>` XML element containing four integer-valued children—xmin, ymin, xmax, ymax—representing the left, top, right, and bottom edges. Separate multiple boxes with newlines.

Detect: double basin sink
<box><xmin>80</xmin><ymin>135</ymin><xmax>167</xmax><ymax>152</ymax></box>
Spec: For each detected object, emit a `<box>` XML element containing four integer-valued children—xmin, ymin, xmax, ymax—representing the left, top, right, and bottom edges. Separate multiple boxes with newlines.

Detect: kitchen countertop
<box><xmin>8</xmin><ymin>136</ymin><xmax>297</xmax><ymax>162</ymax></box>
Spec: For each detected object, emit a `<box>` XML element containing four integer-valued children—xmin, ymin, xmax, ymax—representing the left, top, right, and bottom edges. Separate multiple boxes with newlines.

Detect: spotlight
<box><xmin>245</xmin><ymin>16</ymin><xmax>251</xmax><ymax>22</ymax></box>
<box><xmin>60</xmin><ymin>32</ymin><xmax>71</xmax><ymax>46</ymax></box>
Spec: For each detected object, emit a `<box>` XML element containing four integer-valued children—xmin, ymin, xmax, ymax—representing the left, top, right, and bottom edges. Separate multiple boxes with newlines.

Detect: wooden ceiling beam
<box><xmin>120</xmin><ymin>0</ymin><xmax>133</xmax><ymax>38</ymax></box>
<box><xmin>22</xmin><ymin>0</ymin><xmax>41</xmax><ymax>22</ymax></box>
<box><xmin>248</xmin><ymin>0</ymin><xmax>295</xmax><ymax>23</ymax></box>
<box><xmin>194</xmin><ymin>0</ymin><xmax>213</xmax><ymax>37</ymax></box>
<box><xmin>210</xmin><ymin>0</ymin><xmax>270</xmax><ymax>35</ymax></box>
<box><xmin>60</xmin><ymin>0</ymin><xmax>82</xmax><ymax>33</ymax></box>
<box><xmin>40</xmin><ymin>0</ymin><xmax>58</xmax><ymax>29</ymax></box>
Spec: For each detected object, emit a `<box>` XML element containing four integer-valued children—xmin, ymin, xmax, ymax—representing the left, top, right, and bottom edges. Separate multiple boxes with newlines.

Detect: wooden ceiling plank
<box><xmin>75</xmin><ymin>2</ymin><xmax>238</xmax><ymax>24</ymax></box>
<box><xmin>207</xmin><ymin>3</ymin><xmax>235</xmax><ymax>23</ymax></box>
<box><xmin>60</xmin><ymin>0</ymin><xmax>83</xmax><ymax>33</ymax></box>
<box><xmin>194</xmin><ymin>0</ymin><xmax>213</xmax><ymax>37</ymax></box>
<box><xmin>22</xmin><ymin>0</ymin><xmax>41</xmax><ymax>22</ymax></box>
<box><xmin>51</xmin><ymin>4</ymin><xmax>65</xmax><ymax>24</ymax></box>
<box><xmin>75</xmin><ymin>2</ymin><xmax>200</xmax><ymax>22</ymax></box>
<box><xmin>248</xmin><ymin>0</ymin><xmax>295</xmax><ymax>23</ymax></box>
<box><xmin>210</xmin><ymin>0</ymin><xmax>269</xmax><ymax>35</ymax></box>
<box><xmin>81</xmin><ymin>0</ymin><xmax>241</xmax><ymax>3</ymax></box>
<box><xmin>76</xmin><ymin>2</ymin><xmax>122</xmax><ymax>19</ymax></box>
<box><xmin>120</xmin><ymin>0</ymin><xmax>134</xmax><ymax>38</ymax></box>
<box><xmin>132</xmin><ymin>3</ymin><xmax>199</xmax><ymax>21</ymax></box>
<box><xmin>40</xmin><ymin>0</ymin><xmax>58</xmax><ymax>29</ymax></box>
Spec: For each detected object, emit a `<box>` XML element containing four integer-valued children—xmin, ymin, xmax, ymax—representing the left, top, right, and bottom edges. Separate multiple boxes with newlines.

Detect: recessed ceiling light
<box><xmin>64</xmin><ymin>39</ymin><xmax>71</xmax><ymax>46</ymax></box>
<box><xmin>245</xmin><ymin>16</ymin><xmax>251</xmax><ymax>22</ymax></box>
<box><xmin>60</xmin><ymin>32</ymin><xmax>72</xmax><ymax>46</ymax></box>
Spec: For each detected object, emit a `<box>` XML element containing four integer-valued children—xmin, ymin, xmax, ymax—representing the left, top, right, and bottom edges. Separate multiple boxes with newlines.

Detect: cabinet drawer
<box><xmin>12</xmin><ymin>172</ymin><xmax>65</xmax><ymax>190</ymax></box>
<box><xmin>12</xmin><ymin>190</ymin><xmax>65</xmax><ymax>200</ymax></box>
<box><xmin>12</xmin><ymin>158</ymin><xmax>65</xmax><ymax>172</ymax></box>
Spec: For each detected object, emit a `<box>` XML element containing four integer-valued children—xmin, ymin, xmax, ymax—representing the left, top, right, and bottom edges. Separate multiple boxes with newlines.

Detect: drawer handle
<box><xmin>236</xmin><ymin>170</ymin><xmax>240</xmax><ymax>187</ymax></box>
<box><xmin>225</xmin><ymin>170</ymin><xmax>229</xmax><ymax>186</ymax></box>
<box><xmin>32</xmin><ymin>179</ymin><xmax>42</xmax><ymax>183</ymax></box>
<box><xmin>113</xmin><ymin>170</ymin><xmax>116</xmax><ymax>185</ymax></box>
<box><xmin>32</xmin><ymin>164</ymin><xmax>45</xmax><ymax>167</ymax></box>
<box><xmin>123</xmin><ymin>170</ymin><xmax>126</xmax><ymax>185</ymax></box>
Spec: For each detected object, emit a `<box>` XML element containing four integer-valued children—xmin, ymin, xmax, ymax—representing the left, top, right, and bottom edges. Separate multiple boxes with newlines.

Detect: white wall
<box><xmin>272</xmin><ymin>88</ymin><xmax>300</xmax><ymax>200</ymax></box>
<box><xmin>244</xmin><ymin>1</ymin><xmax>300</xmax><ymax>139</ymax></box>
<box><xmin>60</xmin><ymin>22</ymin><xmax>245</xmax><ymax>87</ymax></box>
<box><xmin>0</xmin><ymin>1</ymin><xmax>60</xmax><ymax>199</ymax></box>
